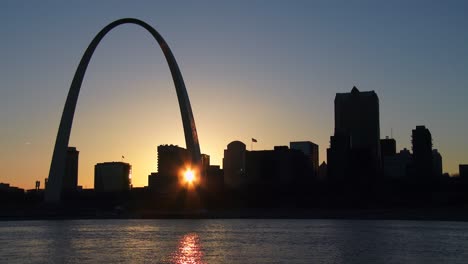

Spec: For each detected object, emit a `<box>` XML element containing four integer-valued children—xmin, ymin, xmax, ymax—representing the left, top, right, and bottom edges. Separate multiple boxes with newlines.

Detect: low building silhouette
<box><xmin>223</xmin><ymin>141</ymin><xmax>312</xmax><ymax>190</ymax></box>
<box><xmin>0</xmin><ymin>183</ymin><xmax>24</xmax><ymax>194</ymax></box>
<box><xmin>460</xmin><ymin>165</ymin><xmax>468</xmax><ymax>179</ymax></box>
<box><xmin>94</xmin><ymin>162</ymin><xmax>131</xmax><ymax>192</ymax></box>
<box><xmin>327</xmin><ymin>132</ymin><xmax>351</xmax><ymax>184</ymax></box>
<box><xmin>432</xmin><ymin>149</ymin><xmax>443</xmax><ymax>178</ymax></box>
<box><xmin>158</xmin><ymin>145</ymin><xmax>191</xmax><ymax>179</ymax></box>
<box><xmin>380</xmin><ymin>137</ymin><xmax>396</xmax><ymax>157</ymax></box>
<box><xmin>206</xmin><ymin>165</ymin><xmax>224</xmax><ymax>192</ymax></box>
<box><xmin>290</xmin><ymin>141</ymin><xmax>319</xmax><ymax>179</ymax></box>
<box><xmin>383</xmin><ymin>148</ymin><xmax>412</xmax><ymax>179</ymax></box>
<box><xmin>148</xmin><ymin>145</ymin><xmax>191</xmax><ymax>193</ymax></box>
<box><xmin>63</xmin><ymin>147</ymin><xmax>79</xmax><ymax>192</ymax></box>
<box><xmin>223</xmin><ymin>141</ymin><xmax>247</xmax><ymax>189</ymax></box>
<box><xmin>318</xmin><ymin>161</ymin><xmax>328</xmax><ymax>182</ymax></box>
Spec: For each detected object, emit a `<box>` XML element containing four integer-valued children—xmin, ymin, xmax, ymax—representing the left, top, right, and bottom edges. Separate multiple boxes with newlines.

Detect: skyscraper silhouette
<box><xmin>335</xmin><ymin>86</ymin><xmax>381</xmax><ymax>165</ymax></box>
<box><xmin>328</xmin><ymin>86</ymin><xmax>381</xmax><ymax>188</ymax></box>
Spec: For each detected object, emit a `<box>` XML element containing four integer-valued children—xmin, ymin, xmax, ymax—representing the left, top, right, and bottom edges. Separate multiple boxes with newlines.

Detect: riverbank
<box><xmin>2</xmin><ymin>206</ymin><xmax>468</xmax><ymax>222</ymax></box>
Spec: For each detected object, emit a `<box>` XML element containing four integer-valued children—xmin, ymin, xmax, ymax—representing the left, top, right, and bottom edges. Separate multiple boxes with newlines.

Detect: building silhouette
<box><xmin>327</xmin><ymin>132</ymin><xmax>351</xmax><ymax>183</ymax></box>
<box><xmin>290</xmin><ymin>141</ymin><xmax>319</xmax><ymax>178</ymax></box>
<box><xmin>327</xmin><ymin>86</ymin><xmax>381</xmax><ymax>188</ymax></box>
<box><xmin>223</xmin><ymin>141</ymin><xmax>247</xmax><ymax>189</ymax></box>
<box><xmin>63</xmin><ymin>147</ymin><xmax>79</xmax><ymax>193</ymax></box>
<box><xmin>411</xmin><ymin>125</ymin><xmax>434</xmax><ymax>182</ymax></box>
<box><xmin>335</xmin><ymin>86</ymin><xmax>381</xmax><ymax>166</ymax></box>
<box><xmin>148</xmin><ymin>145</ymin><xmax>192</xmax><ymax>193</ymax></box>
<box><xmin>206</xmin><ymin>165</ymin><xmax>224</xmax><ymax>192</ymax></box>
<box><xmin>383</xmin><ymin>148</ymin><xmax>412</xmax><ymax>179</ymax></box>
<box><xmin>223</xmin><ymin>141</ymin><xmax>312</xmax><ymax>190</ymax></box>
<box><xmin>432</xmin><ymin>149</ymin><xmax>443</xmax><ymax>178</ymax></box>
<box><xmin>318</xmin><ymin>162</ymin><xmax>328</xmax><ymax>182</ymax></box>
<box><xmin>460</xmin><ymin>165</ymin><xmax>468</xmax><ymax>179</ymax></box>
<box><xmin>380</xmin><ymin>137</ymin><xmax>396</xmax><ymax>157</ymax></box>
<box><xmin>158</xmin><ymin>145</ymin><xmax>191</xmax><ymax>178</ymax></box>
<box><xmin>94</xmin><ymin>162</ymin><xmax>131</xmax><ymax>192</ymax></box>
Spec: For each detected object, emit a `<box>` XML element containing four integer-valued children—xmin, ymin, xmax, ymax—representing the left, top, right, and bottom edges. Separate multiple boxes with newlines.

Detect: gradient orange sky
<box><xmin>2</xmin><ymin>1</ymin><xmax>468</xmax><ymax>190</ymax></box>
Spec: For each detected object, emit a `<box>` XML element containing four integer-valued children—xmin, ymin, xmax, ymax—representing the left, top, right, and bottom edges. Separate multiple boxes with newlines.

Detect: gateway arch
<box><xmin>45</xmin><ymin>18</ymin><xmax>201</xmax><ymax>202</ymax></box>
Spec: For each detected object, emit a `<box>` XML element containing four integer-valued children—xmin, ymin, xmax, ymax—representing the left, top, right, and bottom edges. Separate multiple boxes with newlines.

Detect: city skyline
<box><xmin>2</xmin><ymin>1</ymin><xmax>468</xmax><ymax>190</ymax></box>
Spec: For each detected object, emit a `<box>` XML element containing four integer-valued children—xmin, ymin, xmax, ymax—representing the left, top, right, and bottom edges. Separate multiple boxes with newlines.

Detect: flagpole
<box><xmin>251</xmin><ymin>138</ymin><xmax>257</xmax><ymax>151</ymax></box>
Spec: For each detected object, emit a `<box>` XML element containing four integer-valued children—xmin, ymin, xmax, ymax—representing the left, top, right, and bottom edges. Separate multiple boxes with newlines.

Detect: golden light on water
<box><xmin>171</xmin><ymin>233</ymin><xmax>204</xmax><ymax>264</ymax></box>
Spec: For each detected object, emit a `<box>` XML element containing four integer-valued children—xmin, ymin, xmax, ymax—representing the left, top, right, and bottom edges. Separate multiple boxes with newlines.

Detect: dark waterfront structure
<box><xmin>46</xmin><ymin>18</ymin><xmax>201</xmax><ymax>202</ymax></box>
<box><xmin>63</xmin><ymin>147</ymin><xmax>79</xmax><ymax>192</ymax></box>
<box><xmin>327</xmin><ymin>86</ymin><xmax>381</xmax><ymax>188</ymax></box>
<box><xmin>94</xmin><ymin>162</ymin><xmax>131</xmax><ymax>192</ymax></box>
<box><xmin>411</xmin><ymin>125</ymin><xmax>434</xmax><ymax>183</ymax></box>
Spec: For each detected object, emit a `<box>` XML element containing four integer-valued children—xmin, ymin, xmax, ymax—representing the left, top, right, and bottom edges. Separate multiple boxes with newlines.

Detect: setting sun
<box><xmin>183</xmin><ymin>169</ymin><xmax>195</xmax><ymax>184</ymax></box>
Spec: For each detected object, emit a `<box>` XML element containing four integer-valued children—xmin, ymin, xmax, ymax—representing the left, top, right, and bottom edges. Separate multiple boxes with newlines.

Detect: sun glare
<box><xmin>184</xmin><ymin>169</ymin><xmax>195</xmax><ymax>184</ymax></box>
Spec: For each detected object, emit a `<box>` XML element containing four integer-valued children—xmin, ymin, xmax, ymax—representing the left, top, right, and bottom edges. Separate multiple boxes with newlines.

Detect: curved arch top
<box><xmin>45</xmin><ymin>18</ymin><xmax>201</xmax><ymax>202</ymax></box>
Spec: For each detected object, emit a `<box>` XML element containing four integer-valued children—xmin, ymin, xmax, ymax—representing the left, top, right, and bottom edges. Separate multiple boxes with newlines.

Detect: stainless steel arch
<box><xmin>45</xmin><ymin>18</ymin><xmax>201</xmax><ymax>202</ymax></box>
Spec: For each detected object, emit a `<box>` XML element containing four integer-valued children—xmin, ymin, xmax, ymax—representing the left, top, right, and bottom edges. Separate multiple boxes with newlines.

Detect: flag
<box><xmin>252</xmin><ymin>138</ymin><xmax>257</xmax><ymax>143</ymax></box>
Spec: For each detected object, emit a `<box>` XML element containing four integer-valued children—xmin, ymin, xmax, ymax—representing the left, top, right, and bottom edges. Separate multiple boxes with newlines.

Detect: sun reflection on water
<box><xmin>171</xmin><ymin>233</ymin><xmax>204</xmax><ymax>264</ymax></box>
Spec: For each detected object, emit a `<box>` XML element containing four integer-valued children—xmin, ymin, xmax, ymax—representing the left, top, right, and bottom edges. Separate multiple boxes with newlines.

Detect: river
<box><xmin>1</xmin><ymin>219</ymin><xmax>467</xmax><ymax>263</ymax></box>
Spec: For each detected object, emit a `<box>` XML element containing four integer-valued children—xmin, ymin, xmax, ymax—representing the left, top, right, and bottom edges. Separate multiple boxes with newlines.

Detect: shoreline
<box><xmin>2</xmin><ymin>207</ymin><xmax>468</xmax><ymax>222</ymax></box>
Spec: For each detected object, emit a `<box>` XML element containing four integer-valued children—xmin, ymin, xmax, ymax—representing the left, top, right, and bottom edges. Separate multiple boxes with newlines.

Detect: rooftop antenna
<box><xmin>391</xmin><ymin>128</ymin><xmax>393</xmax><ymax>139</ymax></box>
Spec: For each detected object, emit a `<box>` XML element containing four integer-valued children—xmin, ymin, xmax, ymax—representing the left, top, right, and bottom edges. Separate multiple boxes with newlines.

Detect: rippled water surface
<box><xmin>1</xmin><ymin>219</ymin><xmax>468</xmax><ymax>263</ymax></box>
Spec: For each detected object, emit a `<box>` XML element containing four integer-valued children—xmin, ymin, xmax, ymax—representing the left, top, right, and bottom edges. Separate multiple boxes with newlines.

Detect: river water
<box><xmin>1</xmin><ymin>219</ymin><xmax>467</xmax><ymax>263</ymax></box>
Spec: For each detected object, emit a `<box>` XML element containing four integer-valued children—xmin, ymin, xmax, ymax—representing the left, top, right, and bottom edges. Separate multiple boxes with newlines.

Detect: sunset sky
<box><xmin>1</xmin><ymin>0</ymin><xmax>468</xmax><ymax>190</ymax></box>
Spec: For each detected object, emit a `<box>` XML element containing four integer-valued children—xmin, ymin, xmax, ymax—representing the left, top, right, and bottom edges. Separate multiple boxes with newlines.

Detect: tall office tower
<box><xmin>63</xmin><ymin>147</ymin><xmax>79</xmax><ymax>192</ymax></box>
<box><xmin>411</xmin><ymin>125</ymin><xmax>434</xmax><ymax>181</ymax></box>
<box><xmin>290</xmin><ymin>141</ymin><xmax>319</xmax><ymax>178</ymax></box>
<box><xmin>328</xmin><ymin>86</ymin><xmax>381</xmax><ymax>186</ymax></box>
<box><xmin>94</xmin><ymin>162</ymin><xmax>131</xmax><ymax>192</ymax></box>
<box><xmin>334</xmin><ymin>86</ymin><xmax>381</xmax><ymax>165</ymax></box>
